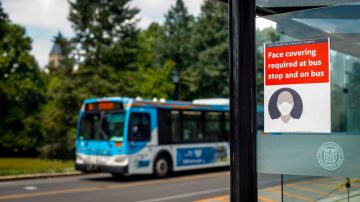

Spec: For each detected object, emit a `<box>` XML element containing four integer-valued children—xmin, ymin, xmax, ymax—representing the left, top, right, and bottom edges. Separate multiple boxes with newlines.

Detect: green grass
<box><xmin>0</xmin><ymin>158</ymin><xmax>74</xmax><ymax>176</ymax></box>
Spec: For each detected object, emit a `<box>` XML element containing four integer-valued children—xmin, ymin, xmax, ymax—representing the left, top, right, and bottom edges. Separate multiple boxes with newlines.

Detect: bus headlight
<box><xmin>76</xmin><ymin>154</ymin><xmax>85</xmax><ymax>164</ymax></box>
<box><xmin>114</xmin><ymin>156</ymin><xmax>128</xmax><ymax>164</ymax></box>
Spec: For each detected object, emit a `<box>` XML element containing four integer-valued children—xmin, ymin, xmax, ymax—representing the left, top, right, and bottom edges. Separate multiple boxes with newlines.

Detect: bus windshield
<box><xmin>78</xmin><ymin>111</ymin><xmax>125</xmax><ymax>141</ymax></box>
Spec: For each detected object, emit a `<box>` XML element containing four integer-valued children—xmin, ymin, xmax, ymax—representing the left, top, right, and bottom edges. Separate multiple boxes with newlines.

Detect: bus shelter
<box><xmin>226</xmin><ymin>0</ymin><xmax>360</xmax><ymax>201</ymax></box>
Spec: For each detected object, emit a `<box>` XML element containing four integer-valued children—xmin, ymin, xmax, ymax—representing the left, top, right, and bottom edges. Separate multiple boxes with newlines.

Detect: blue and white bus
<box><xmin>75</xmin><ymin>97</ymin><xmax>263</xmax><ymax>178</ymax></box>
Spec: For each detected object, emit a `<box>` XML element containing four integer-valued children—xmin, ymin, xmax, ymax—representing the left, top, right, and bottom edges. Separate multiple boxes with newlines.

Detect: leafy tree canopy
<box><xmin>0</xmin><ymin>2</ymin><xmax>45</xmax><ymax>155</ymax></box>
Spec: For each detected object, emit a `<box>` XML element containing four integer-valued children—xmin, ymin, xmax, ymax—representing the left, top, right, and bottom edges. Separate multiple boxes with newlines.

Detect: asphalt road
<box><xmin>0</xmin><ymin>169</ymin><xmax>280</xmax><ymax>202</ymax></box>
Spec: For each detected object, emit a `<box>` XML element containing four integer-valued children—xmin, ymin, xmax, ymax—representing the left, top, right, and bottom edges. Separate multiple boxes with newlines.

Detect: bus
<box><xmin>75</xmin><ymin>97</ymin><xmax>263</xmax><ymax>178</ymax></box>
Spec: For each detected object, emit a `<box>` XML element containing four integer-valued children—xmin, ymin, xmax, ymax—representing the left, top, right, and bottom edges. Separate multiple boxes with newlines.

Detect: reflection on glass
<box><xmin>256</xmin><ymin>3</ymin><xmax>360</xmax><ymax>201</ymax></box>
<box><xmin>283</xmin><ymin>175</ymin><xmax>360</xmax><ymax>202</ymax></box>
<box><xmin>256</xmin><ymin>0</ymin><xmax>360</xmax><ymax>8</ymax></box>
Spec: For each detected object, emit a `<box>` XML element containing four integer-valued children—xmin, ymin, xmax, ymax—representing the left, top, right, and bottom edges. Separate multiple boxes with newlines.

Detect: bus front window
<box><xmin>105</xmin><ymin>113</ymin><xmax>125</xmax><ymax>141</ymax></box>
<box><xmin>79</xmin><ymin>112</ymin><xmax>125</xmax><ymax>141</ymax></box>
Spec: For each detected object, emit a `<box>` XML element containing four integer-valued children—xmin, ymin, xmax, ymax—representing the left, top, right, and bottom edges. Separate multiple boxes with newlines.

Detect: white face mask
<box><xmin>277</xmin><ymin>102</ymin><xmax>293</xmax><ymax>115</ymax></box>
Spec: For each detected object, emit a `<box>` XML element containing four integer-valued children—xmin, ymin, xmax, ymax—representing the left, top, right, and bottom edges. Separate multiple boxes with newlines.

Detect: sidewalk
<box><xmin>0</xmin><ymin>171</ymin><xmax>82</xmax><ymax>181</ymax></box>
<box><xmin>194</xmin><ymin>177</ymin><xmax>360</xmax><ymax>202</ymax></box>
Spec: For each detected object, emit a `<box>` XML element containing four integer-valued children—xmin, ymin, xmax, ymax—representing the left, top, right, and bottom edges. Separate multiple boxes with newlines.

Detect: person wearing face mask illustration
<box><xmin>277</xmin><ymin>91</ymin><xmax>295</xmax><ymax>123</ymax></box>
<box><xmin>268</xmin><ymin>88</ymin><xmax>303</xmax><ymax>129</ymax></box>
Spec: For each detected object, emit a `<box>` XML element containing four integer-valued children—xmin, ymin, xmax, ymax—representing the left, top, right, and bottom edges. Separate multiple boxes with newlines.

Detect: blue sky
<box><xmin>2</xmin><ymin>0</ymin><xmax>273</xmax><ymax>68</ymax></box>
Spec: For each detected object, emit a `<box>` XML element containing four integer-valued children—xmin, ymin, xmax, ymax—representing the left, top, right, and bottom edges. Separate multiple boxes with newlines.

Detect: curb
<box><xmin>0</xmin><ymin>170</ymin><xmax>84</xmax><ymax>181</ymax></box>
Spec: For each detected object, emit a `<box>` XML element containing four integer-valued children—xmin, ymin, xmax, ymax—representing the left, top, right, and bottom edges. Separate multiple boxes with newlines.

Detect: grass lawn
<box><xmin>0</xmin><ymin>158</ymin><xmax>74</xmax><ymax>176</ymax></box>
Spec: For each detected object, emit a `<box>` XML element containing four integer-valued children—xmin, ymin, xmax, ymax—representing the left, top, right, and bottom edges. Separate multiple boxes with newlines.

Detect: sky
<box><xmin>2</xmin><ymin>0</ymin><xmax>274</xmax><ymax>68</ymax></box>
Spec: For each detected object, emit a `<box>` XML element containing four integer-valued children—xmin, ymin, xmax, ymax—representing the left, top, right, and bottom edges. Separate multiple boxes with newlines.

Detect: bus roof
<box><xmin>83</xmin><ymin>97</ymin><xmax>230</xmax><ymax>111</ymax></box>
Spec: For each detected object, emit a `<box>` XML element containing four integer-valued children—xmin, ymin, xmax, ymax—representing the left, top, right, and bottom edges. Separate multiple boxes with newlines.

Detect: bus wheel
<box><xmin>154</xmin><ymin>156</ymin><xmax>170</xmax><ymax>178</ymax></box>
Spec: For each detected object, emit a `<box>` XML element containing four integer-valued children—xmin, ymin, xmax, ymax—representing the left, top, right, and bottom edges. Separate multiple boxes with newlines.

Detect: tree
<box><xmin>36</xmin><ymin>0</ymin><xmax>145</xmax><ymax>158</ymax></box>
<box><xmin>0</xmin><ymin>2</ymin><xmax>8</xmax><ymax>22</ymax></box>
<box><xmin>69</xmin><ymin>0</ymin><xmax>140</xmax><ymax>69</ymax></box>
<box><xmin>0</xmin><ymin>2</ymin><xmax>45</xmax><ymax>155</ymax></box>
<box><xmin>40</xmin><ymin>33</ymin><xmax>79</xmax><ymax>158</ymax></box>
<box><xmin>140</xmin><ymin>22</ymin><xmax>166</xmax><ymax>68</ymax></box>
<box><xmin>129</xmin><ymin>61</ymin><xmax>175</xmax><ymax>99</ymax></box>
<box><xmin>156</xmin><ymin>0</ymin><xmax>194</xmax><ymax>100</ymax></box>
<box><xmin>68</xmin><ymin>0</ymin><xmax>142</xmax><ymax>98</ymax></box>
<box><xmin>123</xmin><ymin>22</ymin><xmax>174</xmax><ymax>99</ymax></box>
<box><xmin>185</xmin><ymin>0</ymin><xmax>229</xmax><ymax>99</ymax></box>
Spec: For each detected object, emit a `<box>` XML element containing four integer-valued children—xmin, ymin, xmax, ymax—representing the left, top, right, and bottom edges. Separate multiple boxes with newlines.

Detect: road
<box><xmin>0</xmin><ymin>169</ymin><xmax>280</xmax><ymax>202</ymax></box>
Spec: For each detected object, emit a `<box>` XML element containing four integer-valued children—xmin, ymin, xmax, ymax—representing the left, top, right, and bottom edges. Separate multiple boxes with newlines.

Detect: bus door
<box><xmin>127</xmin><ymin>107</ymin><xmax>157</xmax><ymax>174</ymax></box>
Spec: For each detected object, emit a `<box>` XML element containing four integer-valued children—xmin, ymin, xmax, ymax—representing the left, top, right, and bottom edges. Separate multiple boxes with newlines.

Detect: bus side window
<box><xmin>129</xmin><ymin>113</ymin><xmax>151</xmax><ymax>141</ymax></box>
<box><xmin>204</xmin><ymin>112</ymin><xmax>222</xmax><ymax>142</ymax></box>
<box><xmin>171</xmin><ymin>110</ymin><xmax>181</xmax><ymax>143</ymax></box>
<box><xmin>158</xmin><ymin>109</ymin><xmax>172</xmax><ymax>144</ymax></box>
<box><xmin>182</xmin><ymin>111</ymin><xmax>202</xmax><ymax>143</ymax></box>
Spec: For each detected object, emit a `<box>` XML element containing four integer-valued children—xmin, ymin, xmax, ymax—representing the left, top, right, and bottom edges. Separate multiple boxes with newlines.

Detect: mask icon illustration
<box><xmin>268</xmin><ymin>88</ymin><xmax>303</xmax><ymax>124</ymax></box>
<box><xmin>277</xmin><ymin>102</ymin><xmax>293</xmax><ymax>115</ymax></box>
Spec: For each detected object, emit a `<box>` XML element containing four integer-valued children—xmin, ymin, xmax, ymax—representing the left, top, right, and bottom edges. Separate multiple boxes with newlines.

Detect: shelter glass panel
<box><xmin>256</xmin><ymin>3</ymin><xmax>360</xmax><ymax>201</ymax></box>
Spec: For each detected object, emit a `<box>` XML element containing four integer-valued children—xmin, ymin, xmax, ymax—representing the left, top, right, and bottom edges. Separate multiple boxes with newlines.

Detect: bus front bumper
<box><xmin>76</xmin><ymin>163</ymin><xmax>128</xmax><ymax>174</ymax></box>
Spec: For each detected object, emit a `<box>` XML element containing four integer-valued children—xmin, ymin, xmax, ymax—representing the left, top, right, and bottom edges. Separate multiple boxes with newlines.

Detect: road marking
<box><xmin>24</xmin><ymin>186</ymin><xmax>38</xmax><ymax>191</ymax></box>
<box><xmin>192</xmin><ymin>194</ymin><xmax>277</xmax><ymax>202</ymax></box>
<box><xmin>289</xmin><ymin>177</ymin><xmax>327</xmax><ymax>186</ymax></box>
<box><xmin>258</xmin><ymin>195</ymin><xmax>277</xmax><ymax>202</ymax></box>
<box><xmin>135</xmin><ymin>187</ymin><xmax>229</xmax><ymax>202</ymax></box>
<box><xmin>266</xmin><ymin>187</ymin><xmax>314</xmax><ymax>202</ymax></box>
<box><xmin>186</xmin><ymin>177</ymin><xmax>357</xmax><ymax>202</ymax></box>
<box><xmin>287</xmin><ymin>183</ymin><xmax>327</xmax><ymax>195</ymax></box>
<box><xmin>350</xmin><ymin>182</ymin><xmax>360</xmax><ymax>188</ymax></box>
<box><xmin>193</xmin><ymin>195</ymin><xmax>229</xmax><ymax>202</ymax></box>
<box><xmin>302</xmin><ymin>177</ymin><xmax>340</xmax><ymax>187</ymax></box>
<box><xmin>0</xmin><ymin>171</ymin><xmax>228</xmax><ymax>201</ymax></box>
